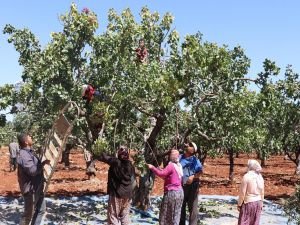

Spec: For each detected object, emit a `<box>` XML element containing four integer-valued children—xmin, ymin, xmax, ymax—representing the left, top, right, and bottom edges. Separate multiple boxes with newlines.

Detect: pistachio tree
<box><xmin>258</xmin><ymin>65</ymin><xmax>300</xmax><ymax>172</ymax></box>
<box><xmin>0</xmin><ymin>124</ymin><xmax>14</xmax><ymax>147</ymax></box>
<box><xmin>284</xmin><ymin>185</ymin><xmax>300</xmax><ymax>224</ymax></box>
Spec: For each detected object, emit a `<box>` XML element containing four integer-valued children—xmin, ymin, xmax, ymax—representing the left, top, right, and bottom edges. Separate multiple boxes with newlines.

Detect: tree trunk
<box><xmin>83</xmin><ymin>109</ymin><xmax>99</xmax><ymax>178</ymax></box>
<box><xmin>133</xmin><ymin>110</ymin><xmax>166</xmax><ymax>210</ymax></box>
<box><xmin>296</xmin><ymin>148</ymin><xmax>300</xmax><ymax>175</ymax></box>
<box><xmin>296</xmin><ymin>158</ymin><xmax>300</xmax><ymax>175</ymax></box>
<box><xmin>256</xmin><ymin>150</ymin><xmax>260</xmax><ymax>159</ymax></box>
<box><xmin>261</xmin><ymin>157</ymin><xmax>266</xmax><ymax>167</ymax></box>
<box><xmin>228</xmin><ymin>148</ymin><xmax>234</xmax><ymax>182</ymax></box>
<box><xmin>132</xmin><ymin>170</ymin><xmax>155</xmax><ymax>210</ymax></box>
<box><xmin>283</xmin><ymin>146</ymin><xmax>300</xmax><ymax>174</ymax></box>
<box><xmin>60</xmin><ymin>143</ymin><xmax>74</xmax><ymax>167</ymax></box>
<box><xmin>260</xmin><ymin>150</ymin><xmax>266</xmax><ymax>167</ymax></box>
<box><xmin>199</xmin><ymin>148</ymin><xmax>207</xmax><ymax>165</ymax></box>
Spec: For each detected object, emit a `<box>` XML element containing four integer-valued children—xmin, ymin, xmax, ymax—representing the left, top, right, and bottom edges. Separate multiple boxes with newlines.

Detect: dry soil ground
<box><xmin>0</xmin><ymin>147</ymin><xmax>298</xmax><ymax>202</ymax></box>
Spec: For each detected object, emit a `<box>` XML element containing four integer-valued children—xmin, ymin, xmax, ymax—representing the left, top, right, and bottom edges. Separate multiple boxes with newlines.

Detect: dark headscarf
<box><xmin>117</xmin><ymin>146</ymin><xmax>129</xmax><ymax>160</ymax></box>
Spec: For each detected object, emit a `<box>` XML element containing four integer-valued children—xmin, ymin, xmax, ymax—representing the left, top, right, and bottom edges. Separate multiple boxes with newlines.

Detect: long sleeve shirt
<box><xmin>9</xmin><ymin>142</ymin><xmax>19</xmax><ymax>158</ymax></box>
<box><xmin>238</xmin><ymin>171</ymin><xmax>264</xmax><ymax>206</ymax></box>
<box><xmin>17</xmin><ymin>148</ymin><xmax>44</xmax><ymax>194</ymax></box>
<box><xmin>135</xmin><ymin>47</ymin><xmax>148</xmax><ymax>62</ymax></box>
<box><xmin>150</xmin><ymin>163</ymin><xmax>182</xmax><ymax>192</ymax></box>
<box><xmin>98</xmin><ymin>153</ymin><xmax>135</xmax><ymax>198</ymax></box>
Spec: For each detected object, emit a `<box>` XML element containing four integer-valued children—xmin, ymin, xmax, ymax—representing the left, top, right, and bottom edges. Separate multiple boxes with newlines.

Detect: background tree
<box><xmin>0</xmin><ymin>122</ymin><xmax>15</xmax><ymax>147</ymax></box>
<box><xmin>256</xmin><ymin>64</ymin><xmax>300</xmax><ymax>172</ymax></box>
<box><xmin>284</xmin><ymin>185</ymin><xmax>300</xmax><ymax>224</ymax></box>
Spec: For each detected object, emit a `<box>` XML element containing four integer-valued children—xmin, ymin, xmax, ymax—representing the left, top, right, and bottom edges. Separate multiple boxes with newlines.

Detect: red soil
<box><xmin>0</xmin><ymin>147</ymin><xmax>298</xmax><ymax>201</ymax></box>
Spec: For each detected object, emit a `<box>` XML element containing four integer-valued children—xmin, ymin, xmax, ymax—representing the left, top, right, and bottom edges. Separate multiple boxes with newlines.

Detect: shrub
<box><xmin>284</xmin><ymin>185</ymin><xmax>300</xmax><ymax>224</ymax></box>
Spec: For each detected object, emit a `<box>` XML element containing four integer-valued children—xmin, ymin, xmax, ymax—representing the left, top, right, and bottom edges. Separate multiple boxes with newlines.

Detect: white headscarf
<box><xmin>81</xmin><ymin>84</ymin><xmax>88</xmax><ymax>96</ymax></box>
<box><xmin>169</xmin><ymin>150</ymin><xmax>183</xmax><ymax>178</ymax></box>
<box><xmin>247</xmin><ymin>159</ymin><xmax>264</xmax><ymax>190</ymax></box>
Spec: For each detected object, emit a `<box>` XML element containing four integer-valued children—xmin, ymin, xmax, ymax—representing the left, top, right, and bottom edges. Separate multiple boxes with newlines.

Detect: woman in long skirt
<box><xmin>147</xmin><ymin>149</ymin><xmax>184</xmax><ymax>225</ymax></box>
<box><xmin>237</xmin><ymin>159</ymin><xmax>264</xmax><ymax>225</ymax></box>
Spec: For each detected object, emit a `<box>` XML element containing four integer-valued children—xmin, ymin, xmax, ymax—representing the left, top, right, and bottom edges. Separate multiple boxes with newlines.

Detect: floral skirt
<box><xmin>159</xmin><ymin>189</ymin><xmax>184</xmax><ymax>225</ymax></box>
<box><xmin>238</xmin><ymin>200</ymin><xmax>262</xmax><ymax>225</ymax></box>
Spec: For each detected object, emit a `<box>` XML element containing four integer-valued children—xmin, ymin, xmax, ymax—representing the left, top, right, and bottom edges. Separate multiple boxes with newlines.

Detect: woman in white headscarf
<box><xmin>237</xmin><ymin>159</ymin><xmax>264</xmax><ymax>225</ymax></box>
<box><xmin>147</xmin><ymin>149</ymin><xmax>184</xmax><ymax>225</ymax></box>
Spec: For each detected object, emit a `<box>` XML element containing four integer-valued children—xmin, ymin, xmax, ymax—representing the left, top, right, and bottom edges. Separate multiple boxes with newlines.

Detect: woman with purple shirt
<box><xmin>147</xmin><ymin>149</ymin><xmax>184</xmax><ymax>225</ymax></box>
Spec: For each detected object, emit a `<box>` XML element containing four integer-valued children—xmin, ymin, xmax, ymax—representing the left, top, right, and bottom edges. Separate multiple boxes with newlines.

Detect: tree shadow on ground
<box><xmin>0</xmin><ymin>207</ymin><xmax>21</xmax><ymax>224</ymax></box>
<box><xmin>46</xmin><ymin>190</ymin><xmax>106</xmax><ymax>197</ymax></box>
<box><xmin>199</xmin><ymin>212</ymin><xmax>237</xmax><ymax>220</ymax></box>
<box><xmin>2</xmin><ymin>190</ymin><xmax>21</xmax><ymax>197</ymax></box>
<box><xmin>201</xmin><ymin>179</ymin><xmax>232</xmax><ymax>187</ymax></box>
<box><xmin>50</xmin><ymin>177</ymin><xmax>86</xmax><ymax>184</ymax></box>
<box><xmin>265</xmin><ymin>193</ymin><xmax>291</xmax><ymax>201</ymax></box>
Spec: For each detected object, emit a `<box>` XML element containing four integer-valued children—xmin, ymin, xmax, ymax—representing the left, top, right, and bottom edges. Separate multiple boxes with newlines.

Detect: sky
<box><xmin>0</xmin><ymin>0</ymin><xmax>299</xmax><ymax>85</ymax></box>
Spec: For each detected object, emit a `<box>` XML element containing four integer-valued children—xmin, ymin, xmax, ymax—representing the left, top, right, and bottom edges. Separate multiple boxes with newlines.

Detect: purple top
<box><xmin>150</xmin><ymin>163</ymin><xmax>182</xmax><ymax>192</ymax></box>
<box><xmin>17</xmin><ymin>148</ymin><xmax>43</xmax><ymax>194</ymax></box>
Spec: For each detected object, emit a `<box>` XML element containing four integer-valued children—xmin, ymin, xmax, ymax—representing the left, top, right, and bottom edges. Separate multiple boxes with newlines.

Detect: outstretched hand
<box><xmin>147</xmin><ymin>164</ymin><xmax>154</xmax><ymax>169</ymax></box>
<box><xmin>42</xmin><ymin>159</ymin><xmax>51</xmax><ymax>166</ymax></box>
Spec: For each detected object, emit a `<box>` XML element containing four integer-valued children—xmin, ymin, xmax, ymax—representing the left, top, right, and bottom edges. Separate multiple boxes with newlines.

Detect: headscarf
<box><xmin>247</xmin><ymin>159</ymin><xmax>264</xmax><ymax>190</ymax></box>
<box><xmin>117</xmin><ymin>146</ymin><xmax>129</xmax><ymax>160</ymax></box>
<box><xmin>189</xmin><ymin>142</ymin><xmax>198</xmax><ymax>152</ymax></box>
<box><xmin>169</xmin><ymin>149</ymin><xmax>183</xmax><ymax>178</ymax></box>
<box><xmin>81</xmin><ymin>84</ymin><xmax>89</xmax><ymax>96</ymax></box>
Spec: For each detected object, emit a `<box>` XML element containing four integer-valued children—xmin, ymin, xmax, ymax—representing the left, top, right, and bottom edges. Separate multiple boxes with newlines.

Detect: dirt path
<box><xmin>0</xmin><ymin>147</ymin><xmax>298</xmax><ymax>201</ymax></box>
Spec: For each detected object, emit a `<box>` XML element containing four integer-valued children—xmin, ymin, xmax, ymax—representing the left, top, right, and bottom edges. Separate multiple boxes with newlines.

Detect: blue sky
<box><xmin>0</xmin><ymin>0</ymin><xmax>299</xmax><ymax>86</ymax></box>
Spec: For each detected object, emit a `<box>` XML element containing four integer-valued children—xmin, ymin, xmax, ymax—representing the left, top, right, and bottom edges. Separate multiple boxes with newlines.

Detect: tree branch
<box><xmin>196</xmin><ymin>130</ymin><xmax>222</xmax><ymax>141</ymax></box>
<box><xmin>135</xmin><ymin>105</ymin><xmax>155</xmax><ymax>118</ymax></box>
<box><xmin>194</xmin><ymin>92</ymin><xmax>218</xmax><ymax>116</ymax></box>
<box><xmin>217</xmin><ymin>77</ymin><xmax>257</xmax><ymax>86</ymax></box>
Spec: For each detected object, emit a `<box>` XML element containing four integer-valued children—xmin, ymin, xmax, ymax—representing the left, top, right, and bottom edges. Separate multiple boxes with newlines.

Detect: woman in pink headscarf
<box><xmin>237</xmin><ymin>159</ymin><xmax>264</xmax><ymax>225</ymax></box>
<box><xmin>147</xmin><ymin>149</ymin><xmax>184</xmax><ymax>225</ymax></box>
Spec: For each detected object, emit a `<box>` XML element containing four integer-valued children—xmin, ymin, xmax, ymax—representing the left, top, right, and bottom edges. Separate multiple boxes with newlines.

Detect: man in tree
<box><xmin>81</xmin><ymin>84</ymin><xmax>103</xmax><ymax>104</ymax></box>
<box><xmin>96</xmin><ymin>146</ymin><xmax>135</xmax><ymax>225</ymax></box>
<box><xmin>179</xmin><ymin>141</ymin><xmax>203</xmax><ymax>225</ymax></box>
<box><xmin>135</xmin><ymin>39</ymin><xmax>148</xmax><ymax>63</ymax></box>
<box><xmin>9</xmin><ymin>141</ymin><xmax>19</xmax><ymax>172</ymax></box>
<box><xmin>17</xmin><ymin>133</ymin><xmax>50</xmax><ymax>225</ymax></box>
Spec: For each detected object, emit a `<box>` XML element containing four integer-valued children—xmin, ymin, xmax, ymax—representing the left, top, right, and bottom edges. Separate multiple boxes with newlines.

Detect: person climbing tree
<box><xmin>135</xmin><ymin>39</ymin><xmax>148</xmax><ymax>63</ymax></box>
<box><xmin>81</xmin><ymin>84</ymin><xmax>102</xmax><ymax>103</ymax></box>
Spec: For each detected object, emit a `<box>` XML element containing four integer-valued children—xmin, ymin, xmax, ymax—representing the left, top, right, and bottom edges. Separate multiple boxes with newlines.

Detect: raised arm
<box><xmin>96</xmin><ymin>153</ymin><xmax>117</xmax><ymax>165</ymax></box>
<box><xmin>148</xmin><ymin>163</ymin><xmax>172</xmax><ymax>179</ymax></box>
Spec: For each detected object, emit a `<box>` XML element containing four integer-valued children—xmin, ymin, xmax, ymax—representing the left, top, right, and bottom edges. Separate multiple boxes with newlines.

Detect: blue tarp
<box><xmin>0</xmin><ymin>195</ymin><xmax>295</xmax><ymax>225</ymax></box>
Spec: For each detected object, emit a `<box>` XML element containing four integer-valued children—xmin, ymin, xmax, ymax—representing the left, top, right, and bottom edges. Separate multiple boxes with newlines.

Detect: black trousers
<box><xmin>10</xmin><ymin>157</ymin><xmax>17</xmax><ymax>171</ymax></box>
<box><xmin>179</xmin><ymin>181</ymin><xmax>200</xmax><ymax>225</ymax></box>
